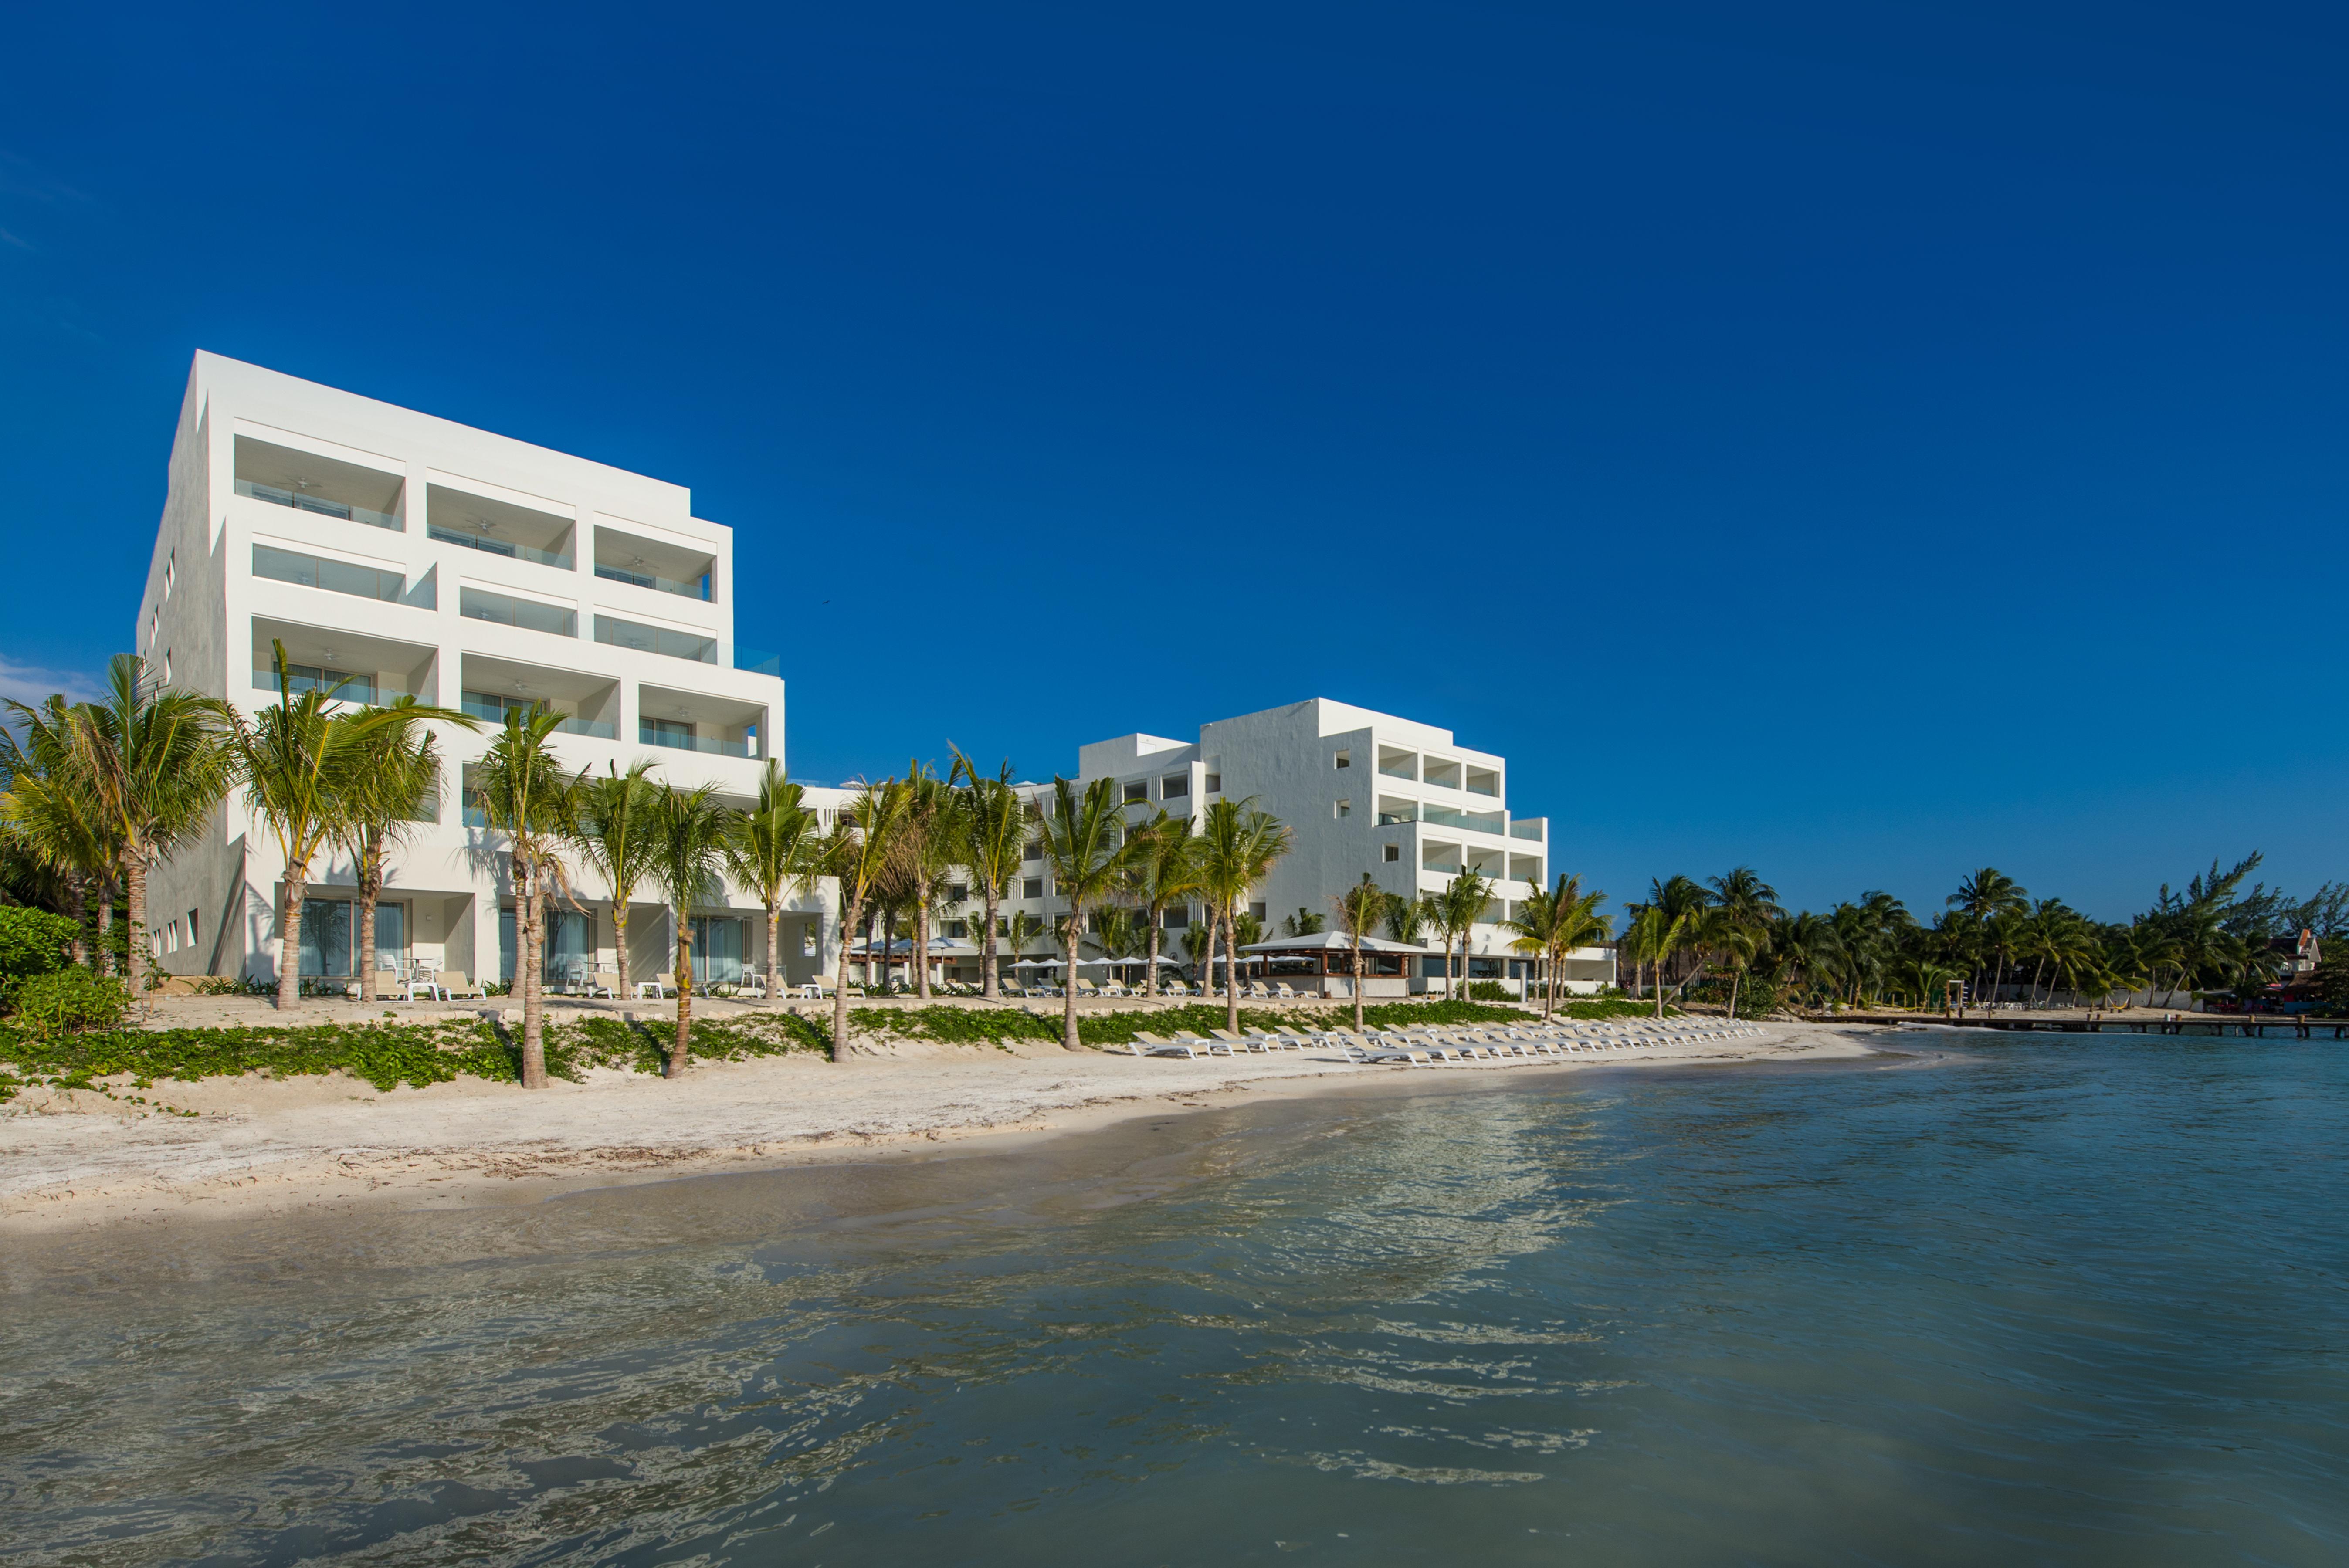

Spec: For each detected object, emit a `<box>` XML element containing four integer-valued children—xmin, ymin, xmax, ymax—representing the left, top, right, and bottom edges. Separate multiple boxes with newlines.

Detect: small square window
<box><xmin>1248</xmin><ymin>901</ymin><xmax>1268</xmax><ymax>923</ymax></box>
<box><xmin>1335</xmin><ymin>799</ymin><xmax>1351</xmax><ymax>818</ymax></box>
<box><xmin>1203</xmin><ymin>773</ymin><xmax>1220</xmax><ymax>794</ymax></box>
<box><xmin>1022</xmin><ymin>877</ymin><xmax>1044</xmax><ymax>900</ymax></box>
<box><xmin>1124</xmin><ymin>780</ymin><xmax>1148</xmax><ymax>803</ymax></box>
<box><xmin>1161</xmin><ymin>774</ymin><xmax>1189</xmax><ymax>799</ymax></box>
<box><xmin>1334</xmin><ymin>750</ymin><xmax>1351</xmax><ymax>769</ymax></box>
<box><xmin>946</xmin><ymin>882</ymin><xmax>967</xmax><ymax>904</ymax></box>
<box><xmin>1383</xmin><ymin>843</ymin><xmax>1400</xmax><ymax>863</ymax></box>
<box><xmin>1023</xmin><ymin>840</ymin><xmax>1042</xmax><ymax>862</ymax></box>
<box><xmin>945</xmin><ymin>919</ymin><xmax>967</xmax><ymax>938</ymax></box>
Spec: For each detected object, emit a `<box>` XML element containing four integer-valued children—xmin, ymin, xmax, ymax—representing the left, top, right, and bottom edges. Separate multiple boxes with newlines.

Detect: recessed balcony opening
<box><xmin>1422</xmin><ymin>840</ymin><xmax>1464</xmax><ymax>877</ymax></box>
<box><xmin>427</xmin><ymin>484</ymin><xmax>575</xmax><ymax>570</ymax></box>
<box><xmin>1510</xmin><ymin>816</ymin><xmax>1546</xmax><ymax>843</ymax></box>
<box><xmin>1422</xmin><ymin>802</ymin><xmax>1505</xmax><ymax>834</ymax></box>
<box><xmin>595</xmin><ymin>614</ymin><xmax>715</xmax><ymax>664</ymax></box>
<box><xmin>638</xmin><ymin>684</ymin><xmax>766</xmax><ymax>759</ymax></box>
<box><xmin>1376</xmin><ymin>795</ymin><xmax>1418</xmax><ymax>826</ymax></box>
<box><xmin>1377</xmin><ymin>746</ymin><xmax>1418</xmax><ymax>780</ymax></box>
<box><xmin>1422</xmin><ymin>758</ymin><xmax>1461</xmax><ymax>790</ymax></box>
<box><xmin>459</xmin><ymin>655</ymin><xmax>618</xmax><ymax>740</ymax></box>
<box><xmin>234</xmin><ymin>436</ymin><xmax>403</xmax><ymax>531</ymax></box>
<box><xmin>1465</xmin><ymin>767</ymin><xmax>1500</xmax><ymax>798</ymax></box>
<box><xmin>250</xmin><ymin>617</ymin><xmax>437</xmax><ymax>706</ymax></box>
<box><xmin>1466</xmin><ymin>849</ymin><xmax>1507</xmax><ymax>881</ymax></box>
<box><xmin>1509</xmin><ymin>853</ymin><xmax>1544</xmax><ymax>885</ymax></box>
<box><xmin>595</xmin><ymin>526</ymin><xmax>713</xmax><ymax>602</ymax></box>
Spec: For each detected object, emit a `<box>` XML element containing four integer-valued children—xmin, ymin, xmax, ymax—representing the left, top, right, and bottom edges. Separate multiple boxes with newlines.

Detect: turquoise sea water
<box><xmin>3</xmin><ymin>1031</ymin><xmax>2344</xmax><ymax>1565</ymax></box>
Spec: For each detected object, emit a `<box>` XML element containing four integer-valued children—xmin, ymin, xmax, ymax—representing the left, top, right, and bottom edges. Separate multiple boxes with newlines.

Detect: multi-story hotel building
<box><xmin>137</xmin><ymin>352</ymin><xmax>844</xmax><ymax>992</ymax></box>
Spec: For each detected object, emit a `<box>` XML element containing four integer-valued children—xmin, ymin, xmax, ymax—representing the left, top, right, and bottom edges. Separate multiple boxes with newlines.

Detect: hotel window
<box><xmin>945</xmin><ymin>920</ymin><xmax>967</xmax><ymax>939</ymax></box>
<box><xmin>1333</xmin><ymin>749</ymin><xmax>1351</xmax><ymax>769</ymax></box>
<box><xmin>1022</xmin><ymin>877</ymin><xmax>1044</xmax><ymax>900</ymax></box>
<box><xmin>1124</xmin><ymin>780</ymin><xmax>1147</xmax><ymax>803</ymax></box>
<box><xmin>1161</xmin><ymin>774</ymin><xmax>1189</xmax><ymax>799</ymax></box>
<box><xmin>1203</xmin><ymin>773</ymin><xmax>1220</xmax><ymax>794</ymax></box>
<box><xmin>1249</xmin><ymin>901</ymin><xmax>1268</xmax><ymax>923</ymax></box>
<box><xmin>1335</xmin><ymin>799</ymin><xmax>1351</xmax><ymax>818</ymax></box>
<box><xmin>1163</xmin><ymin>905</ymin><xmax>1190</xmax><ymax>929</ymax></box>
<box><xmin>1023</xmin><ymin>840</ymin><xmax>1042</xmax><ymax>863</ymax></box>
<box><xmin>947</xmin><ymin>883</ymin><xmax>967</xmax><ymax>904</ymax></box>
<box><xmin>187</xmin><ymin>909</ymin><xmax>200</xmax><ymax>945</ymax></box>
<box><xmin>1383</xmin><ymin>843</ymin><xmax>1401</xmax><ymax>862</ymax></box>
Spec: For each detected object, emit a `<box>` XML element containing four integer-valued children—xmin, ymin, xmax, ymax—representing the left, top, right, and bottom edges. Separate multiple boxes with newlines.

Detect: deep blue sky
<box><xmin>4</xmin><ymin>1</ymin><xmax>2344</xmax><ymax>922</ymax></box>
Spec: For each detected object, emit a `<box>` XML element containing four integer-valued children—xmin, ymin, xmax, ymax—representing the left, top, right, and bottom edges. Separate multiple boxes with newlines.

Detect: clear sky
<box><xmin>3</xmin><ymin>2</ymin><xmax>2343</xmax><ymax>923</ymax></box>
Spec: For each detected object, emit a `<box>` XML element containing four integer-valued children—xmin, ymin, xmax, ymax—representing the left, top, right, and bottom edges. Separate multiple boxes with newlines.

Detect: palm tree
<box><xmin>38</xmin><ymin>655</ymin><xmax>228</xmax><ymax>994</ymax></box>
<box><xmin>336</xmin><ymin>698</ymin><xmax>447</xmax><ymax>1004</ymax></box>
<box><xmin>1771</xmin><ymin>910</ymin><xmax>1846</xmax><ymax>1008</ymax></box>
<box><xmin>1436</xmin><ymin>871</ymin><xmax>1492</xmax><ymax>1000</ymax></box>
<box><xmin>1704</xmin><ymin>867</ymin><xmax>1783</xmax><ymax>1020</ymax></box>
<box><xmin>819</xmin><ymin>778</ymin><xmax>910</xmax><ymax>1059</ymax></box>
<box><xmin>895</xmin><ymin>762</ymin><xmax>954</xmax><ymax>1000</ymax></box>
<box><xmin>1647</xmin><ymin>874</ymin><xmax>1712</xmax><ymax>993</ymax></box>
<box><xmin>221</xmin><ymin>643</ymin><xmax>467</xmax><ymax>1010</ymax></box>
<box><xmin>0</xmin><ymin>697</ymin><xmax>116</xmax><ymax>968</ymax></box>
<box><xmin>1036</xmin><ymin>776</ymin><xmax>1133</xmax><ymax>1050</ymax></box>
<box><xmin>571</xmin><ymin>760</ymin><xmax>661</xmax><ymax>1002</ymax></box>
<box><xmin>1948</xmin><ymin>866</ymin><xmax>2028</xmax><ymax>1009</ymax></box>
<box><xmin>1621</xmin><ymin>905</ymin><xmax>1686</xmax><ymax>1019</ymax></box>
<box><xmin>1122</xmin><ymin>809</ymin><xmax>1202</xmax><ymax>998</ymax></box>
<box><xmin>470</xmin><ymin>707</ymin><xmax>580</xmax><ymax>1087</ymax></box>
<box><xmin>724</xmin><ymin>760</ymin><xmax>819</xmax><ymax>1003</ymax></box>
<box><xmin>1195</xmin><ymin>798</ymin><xmax>1292</xmax><ymax>1033</ymax></box>
<box><xmin>1331</xmin><ymin>873</ymin><xmax>1388</xmax><ymax>1032</ymax></box>
<box><xmin>1503</xmin><ymin>873</ymin><xmax>1609</xmax><ymax>1019</ymax></box>
<box><xmin>1383</xmin><ymin>890</ymin><xmax>1431</xmax><ymax>947</ymax></box>
<box><xmin>647</xmin><ymin>782</ymin><xmax>736</xmax><ymax>1077</ymax></box>
<box><xmin>949</xmin><ymin>750</ymin><xmax>1028</xmax><ymax>999</ymax></box>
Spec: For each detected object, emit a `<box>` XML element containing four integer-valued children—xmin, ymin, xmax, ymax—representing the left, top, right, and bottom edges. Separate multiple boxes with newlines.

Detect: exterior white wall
<box><xmin>136</xmin><ymin>353</ymin><xmax>844</xmax><ymax>990</ymax></box>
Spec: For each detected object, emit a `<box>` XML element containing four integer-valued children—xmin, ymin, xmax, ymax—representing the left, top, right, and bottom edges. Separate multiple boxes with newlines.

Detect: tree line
<box><xmin>1616</xmin><ymin>858</ymin><xmax>2346</xmax><ymax>1017</ymax></box>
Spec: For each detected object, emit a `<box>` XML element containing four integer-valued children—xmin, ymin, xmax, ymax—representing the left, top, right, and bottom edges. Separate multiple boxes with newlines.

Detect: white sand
<box><xmin>0</xmin><ymin>1021</ymin><xmax>1892</xmax><ymax>1235</ymax></box>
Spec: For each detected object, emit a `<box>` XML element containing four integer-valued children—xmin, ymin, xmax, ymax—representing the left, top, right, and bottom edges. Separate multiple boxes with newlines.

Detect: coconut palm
<box><xmin>1620</xmin><ymin>905</ymin><xmax>1685</xmax><ymax>1019</ymax></box>
<box><xmin>222</xmin><ymin>643</ymin><xmax>469</xmax><ymax>1011</ymax></box>
<box><xmin>894</xmin><ymin>762</ymin><xmax>955</xmax><ymax>1000</ymax></box>
<box><xmin>724</xmin><ymin>760</ymin><xmax>820</xmax><ymax>1004</ymax></box>
<box><xmin>1435</xmin><ymin>872</ymin><xmax>1492</xmax><ymax>1000</ymax></box>
<box><xmin>1122</xmin><ymin>810</ymin><xmax>1202</xmax><ymax>997</ymax></box>
<box><xmin>1195</xmin><ymin>798</ymin><xmax>1292</xmax><ymax>1032</ymax></box>
<box><xmin>1383</xmin><ymin>890</ymin><xmax>1434</xmax><ymax>947</ymax></box>
<box><xmin>1504</xmin><ymin>873</ymin><xmax>1610</xmax><ymax>1019</ymax></box>
<box><xmin>571</xmin><ymin>760</ymin><xmax>661</xmax><ymax>1002</ymax></box>
<box><xmin>335</xmin><ymin>698</ymin><xmax>448</xmax><ymax>1003</ymax></box>
<box><xmin>0</xmin><ymin>698</ymin><xmax>116</xmax><ymax>968</ymax></box>
<box><xmin>1036</xmin><ymin>776</ymin><xmax>1135</xmax><ymax>1050</ymax></box>
<box><xmin>949</xmin><ymin>750</ymin><xmax>1029</xmax><ymax>999</ymax></box>
<box><xmin>1330</xmin><ymin>873</ymin><xmax>1388</xmax><ymax>1032</ymax></box>
<box><xmin>819</xmin><ymin>777</ymin><xmax>911</xmax><ymax>1059</ymax></box>
<box><xmin>469</xmin><ymin>706</ymin><xmax>580</xmax><ymax>1087</ymax></box>
<box><xmin>646</xmin><ymin>782</ymin><xmax>736</xmax><ymax>1077</ymax></box>
<box><xmin>33</xmin><ymin>654</ymin><xmax>229</xmax><ymax>994</ymax></box>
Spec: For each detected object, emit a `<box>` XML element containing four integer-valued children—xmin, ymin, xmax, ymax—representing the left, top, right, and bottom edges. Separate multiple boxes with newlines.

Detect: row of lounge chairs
<box><xmin>1122</xmin><ymin>1016</ymin><xmax>1764</xmax><ymax>1062</ymax></box>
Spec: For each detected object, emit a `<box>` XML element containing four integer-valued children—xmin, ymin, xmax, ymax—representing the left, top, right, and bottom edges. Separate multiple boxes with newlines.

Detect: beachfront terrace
<box><xmin>250</xmin><ymin>618</ymin><xmax>438</xmax><ymax>707</ymax></box>
<box><xmin>426</xmin><ymin>482</ymin><xmax>575</xmax><ymax>570</ymax></box>
<box><xmin>638</xmin><ymin>684</ymin><xmax>766</xmax><ymax>759</ymax></box>
<box><xmin>595</xmin><ymin>523</ymin><xmax>714</xmax><ymax>602</ymax></box>
<box><xmin>458</xmin><ymin>653</ymin><xmax>618</xmax><ymax>739</ymax></box>
<box><xmin>233</xmin><ymin>433</ymin><xmax>405</xmax><ymax>532</ymax></box>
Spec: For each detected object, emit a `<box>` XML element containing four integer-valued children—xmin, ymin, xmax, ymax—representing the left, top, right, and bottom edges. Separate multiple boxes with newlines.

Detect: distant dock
<box><xmin>1847</xmin><ymin>1014</ymin><xmax>2347</xmax><ymax>1040</ymax></box>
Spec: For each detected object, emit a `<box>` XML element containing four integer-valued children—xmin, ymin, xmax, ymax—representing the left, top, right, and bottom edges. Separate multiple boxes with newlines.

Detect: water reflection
<box><xmin>4</xmin><ymin>1040</ymin><xmax>2346</xmax><ymax>1566</ymax></box>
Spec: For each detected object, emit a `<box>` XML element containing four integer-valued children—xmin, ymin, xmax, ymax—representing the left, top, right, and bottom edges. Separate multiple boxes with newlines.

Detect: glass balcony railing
<box><xmin>253</xmin><ymin>543</ymin><xmax>408</xmax><ymax>604</ymax></box>
<box><xmin>430</xmin><ymin>525</ymin><xmax>572</xmax><ymax>570</ymax></box>
<box><xmin>594</xmin><ymin>616</ymin><xmax>715</xmax><ymax>664</ymax></box>
<box><xmin>640</xmin><ymin>726</ymin><xmax>753</xmax><ymax>758</ymax></box>
<box><xmin>236</xmin><ymin>478</ymin><xmax>402</xmax><ymax>531</ymax></box>
<box><xmin>460</xmin><ymin>587</ymin><xmax>577</xmax><ymax>638</ymax></box>
<box><xmin>458</xmin><ymin>693</ymin><xmax>615</xmax><ymax>738</ymax></box>
<box><xmin>595</xmin><ymin>562</ymin><xmax>710</xmax><ymax>600</ymax></box>
<box><xmin>734</xmin><ymin>646</ymin><xmax>781</xmax><ymax>677</ymax></box>
<box><xmin>1423</xmin><ymin>805</ymin><xmax>1506</xmax><ymax>834</ymax></box>
<box><xmin>253</xmin><ymin>667</ymin><xmax>402</xmax><ymax>704</ymax></box>
<box><xmin>1510</xmin><ymin>819</ymin><xmax>1545</xmax><ymax>841</ymax></box>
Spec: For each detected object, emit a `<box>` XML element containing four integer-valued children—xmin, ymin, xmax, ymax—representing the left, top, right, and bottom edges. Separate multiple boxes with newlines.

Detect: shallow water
<box><xmin>3</xmin><ymin>1032</ymin><xmax>2344</xmax><ymax>1565</ymax></box>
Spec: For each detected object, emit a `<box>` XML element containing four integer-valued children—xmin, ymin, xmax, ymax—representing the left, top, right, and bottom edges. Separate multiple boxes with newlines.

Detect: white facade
<box><xmin>137</xmin><ymin>352</ymin><xmax>844</xmax><ymax>991</ymax></box>
<box><xmin>997</xmin><ymin>698</ymin><xmax>1614</xmax><ymax>996</ymax></box>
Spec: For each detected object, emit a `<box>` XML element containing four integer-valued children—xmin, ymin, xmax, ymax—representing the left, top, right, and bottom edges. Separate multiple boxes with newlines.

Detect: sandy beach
<box><xmin>0</xmin><ymin>1019</ymin><xmax>1895</xmax><ymax>1236</ymax></box>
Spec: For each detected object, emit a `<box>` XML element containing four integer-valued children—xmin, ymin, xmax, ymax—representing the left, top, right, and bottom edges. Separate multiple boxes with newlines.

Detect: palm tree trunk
<box><xmin>613</xmin><ymin>896</ymin><xmax>632</xmax><ymax>1002</ymax></box>
<box><xmin>1145</xmin><ymin>909</ymin><xmax>1162</xmax><ymax>999</ymax></box>
<box><xmin>95</xmin><ymin>879</ymin><xmax>115</xmax><ymax>976</ymax></box>
<box><xmin>766</xmin><ymin>898</ymin><xmax>783</xmax><ymax>1006</ymax></box>
<box><xmin>1224</xmin><ymin>910</ymin><xmax>1241</xmax><ymax>1034</ymax></box>
<box><xmin>1724</xmin><ymin>966</ymin><xmax>1738</xmax><ymax>1023</ymax></box>
<box><xmin>519</xmin><ymin>862</ymin><xmax>548</xmax><ymax>1089</ymax></box>
<box><xmin>63</xmin><ymin>877</ymin><xmax>85</xmax><ymax>968</ymax></box>
<box><xmin>830</xmin><ymin>894</ymin><xmax>863</xmax><ymax>1060</ymax></box>
<box><xmin>356</xmin><ymin>843</ymin><xmax>380</xmax><ymax>1005</ymax></box>
<box><xmin>276</xmin><ymin>875</ymin><xmax>303</xmax><ymax>1009</ymax></box>
<box><xmin>668</xmin><ymin>916</ymin><xmax>695</xmax><ymax>1076</ymax></box>
<box><xmin>1061</xmin><ymin>902</ymin><xmax>1082</xmax><ymax>1050</ymax></box>
<box><xmin>914</xmin><ymin>879</ymin><xmax>932</xmax><ymax>1000</ymax></box>
<box><xmin>1352</xmin><ymin>938</ymin><xmax>1365</xmax><ymax>1032</ymax></box>
<box><xmin>125</xmin><ymin>854</ymin><xmax>151</xmax><ymax>996</ymax></box>
<box><xmin>981</xmin><ymin>886</ymin><xmax>1002</xmax><ymax>999</ymax></box>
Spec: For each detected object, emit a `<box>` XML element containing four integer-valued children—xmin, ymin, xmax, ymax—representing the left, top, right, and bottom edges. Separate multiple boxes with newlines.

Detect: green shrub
<box><xmin>1465</xmin><ymin>981</ymin><xmax>1514</xmax><ymax>1001</ymax></box>
<box><xmin>188</xmin><ymin>975</ymin><xmax>270</xmax><ymax>996</ymax></box>
<box><xmin>11</xmin><ymin>967</ymin><xmax>133</xmax><ymax>1034</ymax></box>
<box><xmin>0</xmin><ymin>907</ymin><xmax>79</xmax><ymax>996</ymax></box>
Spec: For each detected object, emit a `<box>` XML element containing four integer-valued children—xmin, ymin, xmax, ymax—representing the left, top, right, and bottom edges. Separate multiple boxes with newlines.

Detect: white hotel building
<box><xmin>138</xmin><ymin>353</ymin><xmax>844</xmax><ymax>991</ymax></box>
<box><xmin>134</xmin><ymin>355</ymin><xmax>1610</xmax><ymax>999</ymax></box>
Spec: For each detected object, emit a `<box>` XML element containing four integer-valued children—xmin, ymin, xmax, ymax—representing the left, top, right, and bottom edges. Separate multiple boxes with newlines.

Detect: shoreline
<box><xmin>0</xmin><ymin>1022</ymin><xmax>1902</xmax><ymax>1239</ymax></box>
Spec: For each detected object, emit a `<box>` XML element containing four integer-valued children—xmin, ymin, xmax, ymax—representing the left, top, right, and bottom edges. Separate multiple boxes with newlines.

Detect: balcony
<box><xmin>641</xmin><ymin>683</ymin><xmax>766</xmax><ymax>763</ymax></box>
<box><xmin>1510</xmin><ymin>816</ymin><xmax>1546</xmax><ymax>842</ymax></box>
<box><xmin>460</xmin><ymin>587</ymin><xmax>576</xmax><ymax>638</ymax></box>
<box><xmin>429</xmin><ymin>525</ymin><xmax>572</xmax><ymax>570</ymax></box>
<box><xmin>1466</xmin><ymin>767</ymin><xmax>1500</xmax><ymax>798</ymax></box>
<box><xmin>459</xmin><ymin>655</ymin><xmax>619</xmax><ymax>742</ymax></box>
<box><xmin>1376</xmin><ymin>794</ymin><xmax>1418</xmax><ymax>826</ymax></box>
<box><xmin>594</xmin><ymin>524</ymin><xmax>715</xmax><ymax>603</ymax></box>
<box><xmin>1422</xmin><ymin>759</ymin><xmax>1462</xmax><ymax>790</ymax></box>
<box><xmin>250</xmin><ymin>619</ymin><xmax>438</xmax><ymax>711</ymax></box>
<box><xmin>233</xmin><ymin>436</ymin><xmax>405</xmax><ymax>532</ymax></box>
<box><xmin>735</xmin><ymin>646</ymin><xmax>781</xmax><ymax>677</ymax></box>
<box><xmin>1377</xmin><ymin>746</ymin><xmax>1418</xmax><ymax>781</ymax></box>
<box><xmin>252</xmin><ymin>542</ymin><xmax>424</xmax><ymax>606</ymax></box>
<box><xmin>427</xmin><ymin>483</ymin><xmax>575</xmax><ymax>574</ymax></box>
<box><xmin>595</xmin><ymin>615</ymin><xmax>715</xmax><ymax>664</ymax></box>
<box><xmin>1423</xmin><ymin>803</ymin><xmax>1505</xmax><ymax>835</ymax></box>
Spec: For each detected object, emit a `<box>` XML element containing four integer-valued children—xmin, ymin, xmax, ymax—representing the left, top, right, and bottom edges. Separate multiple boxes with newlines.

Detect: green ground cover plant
<box><xmin>854</xmin><ymin>995</ymin><xmax>1664</xmax><ymax>1048</ymax></box>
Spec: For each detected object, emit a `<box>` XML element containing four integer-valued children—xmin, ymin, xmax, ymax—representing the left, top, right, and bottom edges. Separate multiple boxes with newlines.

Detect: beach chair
<box><xmin>1136</xmin><ymin>1032</ymin><xmax>1198</xmax><ymax>1058</ymax></box>
<box><xmin>436</xmin><ymin>971</ymin><xmax>485</xmax><ymax>1001</ymax></box>
<box><xmin>1272</xmin><ymin>982</ymin><xmax>1300</xmax><ymax>999</ymax></box>
<box><xmin>635</xmin><ymin>973</ymin><xmax>677</xmax><ymax>1000</ymax></box>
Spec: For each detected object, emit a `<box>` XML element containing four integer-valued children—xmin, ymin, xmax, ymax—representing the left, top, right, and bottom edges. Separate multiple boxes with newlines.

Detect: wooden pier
<box><xmin>1857</xmin><ymin>1014</ymin><xmax>2348</xmax><ymax>1040</ymax></box>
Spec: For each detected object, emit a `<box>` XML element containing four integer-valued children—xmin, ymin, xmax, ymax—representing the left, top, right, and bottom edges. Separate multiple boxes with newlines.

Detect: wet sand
<box><xmin>0</xmin><ymin>1022</ymin><xmax>1889</xmax><ymax>1236</ymax></box>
